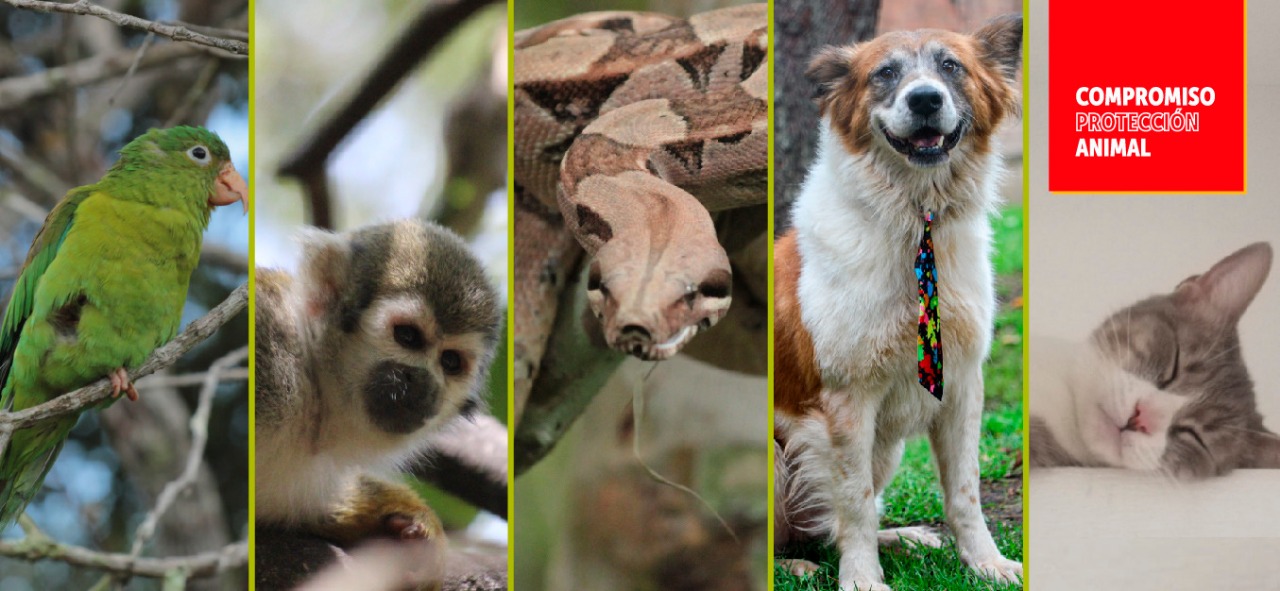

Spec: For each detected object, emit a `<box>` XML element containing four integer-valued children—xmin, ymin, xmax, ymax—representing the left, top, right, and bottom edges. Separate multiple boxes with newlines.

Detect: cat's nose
<box><xmin>1123</xmin><ymin>407</ymin><xmax>1150</xmax><ymax>434</ymax></box>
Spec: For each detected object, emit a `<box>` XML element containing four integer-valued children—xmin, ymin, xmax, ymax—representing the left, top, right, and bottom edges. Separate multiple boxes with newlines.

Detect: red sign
<box><xmin>1049</xmin><ymin>1</ymin><xmax>1246</xmax><ymax>192</ymax></box>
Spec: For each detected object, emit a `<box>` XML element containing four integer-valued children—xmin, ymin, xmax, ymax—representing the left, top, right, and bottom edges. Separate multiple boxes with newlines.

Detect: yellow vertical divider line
<box><xmin>765</xmin><ymin>0</ymin><xmax>776</xmax><ymax>588</ymax></box>
<box><xmin>506</xmin><ymin>0</ymin><xmax>517</xmax><ymax>587</ymax></box>
<box><xmin>1019</xmin><ymin>0</ymin><xmax>1030</xmax><ymax>585</ymax></box>
<box><xmin>247</xmin><ymin>0</ymin><xmax>257</xmax><ymax>586</ymax></box>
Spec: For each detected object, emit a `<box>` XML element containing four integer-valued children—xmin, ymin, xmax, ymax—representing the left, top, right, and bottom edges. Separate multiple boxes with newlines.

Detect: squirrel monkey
<box><xmin>255</xmin><ymin>219</ymin><xmax>501</xmax><ymax>588</ymax></box>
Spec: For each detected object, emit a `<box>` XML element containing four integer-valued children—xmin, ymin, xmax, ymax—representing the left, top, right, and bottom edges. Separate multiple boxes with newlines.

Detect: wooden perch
<box><xmin>0</xmin><ymin>0</ymin><xmax>248</xmax><ymax>55</ymax></box>
<box><xmin>0</xmin><ymin>282</ymin><xmax>248</xmax><ymax>455</ymax></box>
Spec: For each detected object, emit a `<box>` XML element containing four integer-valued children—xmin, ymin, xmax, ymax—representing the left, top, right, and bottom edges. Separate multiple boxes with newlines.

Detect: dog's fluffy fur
<box><xmin>774</xmin><ymin>15</ymin><xmax>1024</xmax><ymax>590</ymax></box>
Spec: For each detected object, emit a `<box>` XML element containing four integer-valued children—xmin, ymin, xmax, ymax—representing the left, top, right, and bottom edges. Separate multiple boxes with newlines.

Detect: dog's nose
<box><xmin>906</xmin><ymin>87</ymin><xmax>944</xmax><ymax>116</ymax></box>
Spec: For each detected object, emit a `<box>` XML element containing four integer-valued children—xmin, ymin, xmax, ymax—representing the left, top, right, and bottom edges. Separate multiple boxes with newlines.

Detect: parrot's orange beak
<box><xmin>210</xmin><ymin>162</ymin><xmax>248</xmax><ymax>213</ymax></box>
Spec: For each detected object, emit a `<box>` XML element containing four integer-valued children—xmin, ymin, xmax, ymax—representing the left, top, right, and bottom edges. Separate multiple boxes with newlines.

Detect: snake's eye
<box><xmin>587</xmin><ymin>262</ymin><xmax>607</xmax><ymax>296</ymax></box>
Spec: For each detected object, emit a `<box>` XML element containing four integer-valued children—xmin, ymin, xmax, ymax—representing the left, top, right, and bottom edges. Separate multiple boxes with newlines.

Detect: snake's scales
<box><xmin>513</xmin><ymin>4</ymin><xmax>768</xmax><ymax>421</ymax></box>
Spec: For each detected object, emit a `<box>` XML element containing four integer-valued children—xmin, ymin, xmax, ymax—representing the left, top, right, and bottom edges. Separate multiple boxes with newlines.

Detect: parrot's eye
<box><xmin>186</xmin><ymin>145</ymin><xmax>211</xmax><ymax>166</ymax></box>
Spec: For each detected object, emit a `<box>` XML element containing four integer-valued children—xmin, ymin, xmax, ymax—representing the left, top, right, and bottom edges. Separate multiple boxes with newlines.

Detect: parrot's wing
<box><xmin>0</xmin><ymin>188</ymin><xmax>90</xmax><ymax>409</ymax></box>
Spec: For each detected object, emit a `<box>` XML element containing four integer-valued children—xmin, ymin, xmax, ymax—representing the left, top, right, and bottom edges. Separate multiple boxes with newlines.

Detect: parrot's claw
<box><xmin>109</xmin><ymin>367</ymin><xmax>139</xmax><ymax>402</ymax></box>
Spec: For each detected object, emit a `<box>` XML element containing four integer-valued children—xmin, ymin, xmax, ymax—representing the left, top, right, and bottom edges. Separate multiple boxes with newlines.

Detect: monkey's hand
<box><xmin>305</xmin><ymin>475</ymin><xmax>446</xmax><ymax>591</ymax></box>
<box><xmin>315</xmin><ymin>474</ymin><xmax>446</xmax><ymax>547</ymax></box>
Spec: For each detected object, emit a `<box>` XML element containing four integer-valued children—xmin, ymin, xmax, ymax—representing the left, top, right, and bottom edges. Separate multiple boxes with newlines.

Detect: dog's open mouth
<box><xmin>883</xmin><ymin>124</ymin><xmax>964</xmax><ymax>165</ymax></box>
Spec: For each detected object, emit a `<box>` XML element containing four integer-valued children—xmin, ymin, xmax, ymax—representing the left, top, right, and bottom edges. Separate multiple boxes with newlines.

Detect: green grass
<box><xmin>776</xmin><ymin>206</ymin><xmax>1024</xmax><ymax>591</ymax></box>
<box><xmin>776</xmin><ymin>525</ymin><xmax>1022</xmax><ymax>591</ymax></box>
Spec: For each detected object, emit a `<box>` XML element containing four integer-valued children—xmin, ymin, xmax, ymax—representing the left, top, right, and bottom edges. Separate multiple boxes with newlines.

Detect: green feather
<box><xmin>0</xmin><ymin>126</ymin><xmax>238</xmax><ymax>527</ymax></box>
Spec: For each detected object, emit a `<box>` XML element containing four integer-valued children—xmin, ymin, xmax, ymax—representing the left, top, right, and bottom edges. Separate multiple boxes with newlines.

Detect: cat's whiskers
<box><xmin>1156</xmin><ymin>461</ymin><xmax>1181</xmax><ymax>485</ymax></box>
<box><xmin>1220</xmin><ymin>425</ymin><xmax>1280</xmax><ymax>441</ymax></box>
<box><xmin>1196</xmin><ymin>339</ymin><xmax>1241</xmax><ymax>368</ymax></box>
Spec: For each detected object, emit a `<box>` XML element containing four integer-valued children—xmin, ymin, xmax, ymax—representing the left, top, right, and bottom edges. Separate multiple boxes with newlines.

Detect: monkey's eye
<box><xmin>440</xmin><ymin>350</ymin><xmax>464</xmax><ymax>376</ymax></box>
<box><xmin>393</xmin><ymin>324</ymin><xmax>426</xmax><ymax>350</ymax></box>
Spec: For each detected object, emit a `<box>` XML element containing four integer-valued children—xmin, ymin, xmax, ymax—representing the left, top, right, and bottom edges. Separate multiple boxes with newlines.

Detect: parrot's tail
<box><xmin>0</xmin><ymin>418</ymin><xmax>73</xmax><ymax>529</ymax></box>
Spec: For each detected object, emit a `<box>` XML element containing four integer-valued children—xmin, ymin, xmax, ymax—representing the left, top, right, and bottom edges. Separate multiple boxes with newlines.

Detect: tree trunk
<box><xmin>773</xmin><ymin>0</ymin><xmax>880</xmax><ymax>232</ymax></box>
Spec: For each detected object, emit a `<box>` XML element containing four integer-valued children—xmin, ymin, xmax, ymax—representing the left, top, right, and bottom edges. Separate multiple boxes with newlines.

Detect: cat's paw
<box><xmin>878</xmin><ymin>526</ymin><xmax>942</xmax><ymax>548</ymax></box>
<box><xmin>777</xmin><ymin>558</ymin><xmax>821</xmax><ymax>577</ymax></box>
<box><xmin>967</xmin><ymin>556</ymin><xmax>1023</xmax><ymax>585</ymax></box>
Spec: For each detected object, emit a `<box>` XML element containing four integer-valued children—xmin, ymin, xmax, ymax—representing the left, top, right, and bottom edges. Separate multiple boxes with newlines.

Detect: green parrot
<box><xmin>0</xmin><ymin>126</ymin><xmax>247</xmax><ymax>528</ymax></box>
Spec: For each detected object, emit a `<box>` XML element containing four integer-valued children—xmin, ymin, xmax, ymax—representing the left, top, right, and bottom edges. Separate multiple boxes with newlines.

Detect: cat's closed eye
<box><xmin>1157</xmin><ymin>344</ymin><xmax>1180</xmax><ymax>389</ymax></box>
<box><xmin>1171</xmin><ymin>424</ymin><xmax>1208</xmax><ymax>452</ymax></box>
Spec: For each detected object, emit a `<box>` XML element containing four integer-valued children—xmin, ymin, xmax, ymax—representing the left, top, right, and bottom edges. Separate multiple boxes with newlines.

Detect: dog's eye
<box><xmin>873</xmin><ymin>65</ymin><xmax>897</xmax><ymax>82</ymax></box>
<box><xmin>940</xmin><ymin>58</ymin><xmax>960</xmax><ymax>74</ymax></box>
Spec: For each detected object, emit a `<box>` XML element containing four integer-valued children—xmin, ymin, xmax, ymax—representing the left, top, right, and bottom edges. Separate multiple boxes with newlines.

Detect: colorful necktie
<box><xmin>916</xmin><ymin>210</ymin><xmax>943</xmax><ymax>400</ymax></box>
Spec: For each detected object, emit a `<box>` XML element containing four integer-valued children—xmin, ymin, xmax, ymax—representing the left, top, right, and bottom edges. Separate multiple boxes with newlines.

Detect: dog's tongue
<box><xmin>912</xmin><ymin>134</ymin><xmax>944</xmax><ymax>149</ymax></box>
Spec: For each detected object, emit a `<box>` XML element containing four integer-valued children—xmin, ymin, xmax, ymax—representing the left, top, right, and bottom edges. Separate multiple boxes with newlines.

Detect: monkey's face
<box><xmin>337</xmin><ymin>294</ymin><xmax>491</xmax><ymax>439</ymax></box>
<box><xmin>300</xmin><ymin>219</ymin><xmax>501</xmax><ymax>452</ymax></box>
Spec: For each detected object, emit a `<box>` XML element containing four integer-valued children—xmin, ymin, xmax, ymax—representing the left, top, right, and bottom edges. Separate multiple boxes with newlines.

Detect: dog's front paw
<box><xmin>878</xmin><ymin>526</ymin><xmax>943</xmax><ymax>548</ymax></box>
<box><xmin>777</xmin><ymin>558</ymin><xmax>821</xmax><ymax>577</ymax></box>
<box><xmin>843</xmin><ymin>581</ymin><xmax>892</xmax><ymax>591</ymax></box>
<box><xmin>967</xmin><ymin>556</ymin><xmax>1023</xmax><ymax>585</ymax></box>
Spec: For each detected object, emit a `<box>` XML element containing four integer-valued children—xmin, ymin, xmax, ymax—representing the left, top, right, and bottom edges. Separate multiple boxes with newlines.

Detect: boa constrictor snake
<box><xmin>513</xmin><ymin>4</ymin><xmax>768</xmax><ymax>428</ymax></box>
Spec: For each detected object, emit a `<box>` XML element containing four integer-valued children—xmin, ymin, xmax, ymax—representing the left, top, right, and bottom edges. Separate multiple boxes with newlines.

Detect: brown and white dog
<box><xmin>774</xmin><ymin>15</ymin><xmax>1023</xmax><ymax>590</ymax></box>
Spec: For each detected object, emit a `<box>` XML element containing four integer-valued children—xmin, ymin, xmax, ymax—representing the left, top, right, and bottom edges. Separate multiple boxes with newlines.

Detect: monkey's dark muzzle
<box><xmin>364</xmin><ymin>361</ymin><xmax>440</xmax><ymax>434</ymax></box>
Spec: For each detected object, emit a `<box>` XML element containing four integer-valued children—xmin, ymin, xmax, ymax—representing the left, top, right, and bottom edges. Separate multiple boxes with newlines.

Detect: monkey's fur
<box><xmin>255</xmin><ymin>219</ymin><xmax>501</xmax><ymax>589</ymax></box>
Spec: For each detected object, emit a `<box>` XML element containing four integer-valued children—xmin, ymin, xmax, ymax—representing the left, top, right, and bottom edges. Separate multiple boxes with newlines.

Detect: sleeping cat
<box><xmin>1030</xmin><ymin>242</ymin><xmax>1280</xmax><ymax>477</ymax></box>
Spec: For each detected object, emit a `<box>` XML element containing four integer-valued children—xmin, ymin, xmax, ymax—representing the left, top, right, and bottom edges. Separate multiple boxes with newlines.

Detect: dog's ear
<box><xmin>973</xmin><ymin>14</ymin><xmax>1022</xmax><ymax>82</ymax></box>
<box><xmin>806</xmin><ymin>45</ymin><xmax>857</xmax><ymax>100</ymax></box>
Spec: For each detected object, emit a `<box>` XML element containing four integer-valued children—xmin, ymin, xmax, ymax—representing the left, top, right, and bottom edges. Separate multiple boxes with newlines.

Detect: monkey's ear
<box><xmin>297</xmin><ymin>228</ymin><xmax>351</xmax><ymax>318</ymax></box>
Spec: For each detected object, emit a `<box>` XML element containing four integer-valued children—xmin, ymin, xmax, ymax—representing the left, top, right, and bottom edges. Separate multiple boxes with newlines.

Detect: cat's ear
<box><xmin>1243</xmin><ymin>429</ymin><xmax>1280</xmax><ymax>469</ymax></box>
<box><xmin>1174</xmin><ymin>242</ymin><xmax>1273</xmax><ymax>323</ymax></box>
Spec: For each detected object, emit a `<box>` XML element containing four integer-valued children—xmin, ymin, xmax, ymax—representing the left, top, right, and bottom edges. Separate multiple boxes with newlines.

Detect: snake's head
<box><xmin>586</xmin><ymin>241</ymin><xmax>732</xmax><ymax>361</ymax></box>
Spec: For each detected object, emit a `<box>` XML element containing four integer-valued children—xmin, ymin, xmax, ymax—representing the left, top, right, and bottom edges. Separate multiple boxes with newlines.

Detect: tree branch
<box><xmin>514</xmin><ymin>274</ymin><xmax>624</xmax><ymax>475</ymax></box>
<box><xmin>0</xmin><ymin>41</ymin><xmax>205</xmax><ymax>111</ymax></box>
<box><xmin>0</xmin><ymin>0</ymin><xmax>247</xmax><ymax>56</ymax></box>
<box><xmin>0</xmin><ymin>533</ymin><xmax>247</xmax><ymax>579</ymax></box>
<box><xmin>0</xmin><ymin>282</ymin><xmax>248</xmax><ymax>456</ymax></box>
<box><xmin>277</xmin><ymin>0</ymin><xmax>500</xmax><ymax>229</ymax></box>
<box><xmin>198</xmin><ymin>243</ymin><xmax>249</xmax><ymax>274</ymax></box>
<box><xmin>135</xmin><ymin>367</ymin><xmax>249</xmax><ymax>390</ymax></box>
<box><xmin>0</xmin><ymin>139</ymin><xmax>71</xmax><ymax>204</ymax></box>
<box><xmin>125</xmin><ymin>346</ymin><xmax>248</xmax><ymax>562</ymax></box>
